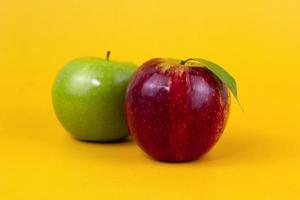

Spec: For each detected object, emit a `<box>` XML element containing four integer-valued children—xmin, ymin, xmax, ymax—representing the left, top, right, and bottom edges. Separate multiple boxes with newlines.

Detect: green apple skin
<box><xmin>52</xmin><ymin>57</ymin><xmax>136</xmax><ymax>142</ymax></box>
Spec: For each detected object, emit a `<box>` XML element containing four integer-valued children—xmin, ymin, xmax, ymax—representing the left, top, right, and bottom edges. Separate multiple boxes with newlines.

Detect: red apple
<box><xmin>125</xmin><ymin>58</ymin><xmax>233</xmax><ymax>162</ymax></box>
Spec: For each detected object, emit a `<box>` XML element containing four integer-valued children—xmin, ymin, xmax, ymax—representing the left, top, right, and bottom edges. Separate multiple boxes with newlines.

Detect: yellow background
<box><xmin>1</xmin><ymin>0</ymin><xmax>300</xmax><ymax>199</ymax></box>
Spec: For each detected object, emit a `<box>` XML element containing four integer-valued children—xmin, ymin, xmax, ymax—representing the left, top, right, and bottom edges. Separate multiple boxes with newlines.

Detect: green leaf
<box><xmin>183</xmin><ymin>58</ymin><xmax>242</xmax><ymax>109</ymax></box>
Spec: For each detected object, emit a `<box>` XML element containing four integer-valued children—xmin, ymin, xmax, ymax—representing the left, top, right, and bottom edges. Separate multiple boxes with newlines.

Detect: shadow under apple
<box><xmin>62</xmin><ymin>128</ymin><xmax>271</xmax><ymax>166</ymax></box>
<box><xmin>199</xmin><ymin>129</ymin><xmax>271</xmax><ymax>164</ymax></box>
<box><xmin>138</xmin><ymin>128</ymin><xmax>272</xmax><ymax>165</ymax></box>
<box><xmin>63</xmin><ymin>135</ymin><xmax>144</xmax><ymax>165</ymax></box>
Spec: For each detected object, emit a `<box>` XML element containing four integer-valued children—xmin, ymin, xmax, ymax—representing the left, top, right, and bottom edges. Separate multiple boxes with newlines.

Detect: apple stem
<box><xmin>106</xmin><ymin>51</ymin><xmax>111</xmax><ymax>61</ymax></box>
<box><xmin>181</xmin><ymin>58</ymin><xmax>194</xmax><ymax>65</ymax></box>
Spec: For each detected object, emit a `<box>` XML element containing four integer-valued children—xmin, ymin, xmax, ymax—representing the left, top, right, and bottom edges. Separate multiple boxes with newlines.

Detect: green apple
<box><xmin>52</xmin><ymin>52</ymin><xmax>136</xmax><ymax>142</ymax></box>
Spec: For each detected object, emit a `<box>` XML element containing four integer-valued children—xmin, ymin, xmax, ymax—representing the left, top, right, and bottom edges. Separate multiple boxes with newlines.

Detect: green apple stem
<box><xmin>106</xmin><ymin>51</ymin><xmax>111</xmax><ymax>61</ymax></box>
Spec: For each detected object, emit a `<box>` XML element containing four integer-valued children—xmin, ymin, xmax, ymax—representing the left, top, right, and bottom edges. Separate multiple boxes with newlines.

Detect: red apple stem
<box><xmin>181</xmin><ymin>58</ymin><xmax>194</xmax><ymax>65</ymax></box>
<box><xmin>106</xmin><ymin>51</ymin><xmax>111</xmax><ymax>61</ymax></box>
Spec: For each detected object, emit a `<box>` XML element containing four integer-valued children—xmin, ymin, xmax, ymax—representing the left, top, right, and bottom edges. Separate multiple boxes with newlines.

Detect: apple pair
<box><xmin>53</xmin><ymin>52</ymin><xmax>239</xmax><ymax>162</ymax></box>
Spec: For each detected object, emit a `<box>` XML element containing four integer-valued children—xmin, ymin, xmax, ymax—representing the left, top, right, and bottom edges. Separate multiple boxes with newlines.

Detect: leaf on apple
<box><xmin>184</xmin><ymin>58</ymin><xmax>242</xmax><ymax>109</ymax></box>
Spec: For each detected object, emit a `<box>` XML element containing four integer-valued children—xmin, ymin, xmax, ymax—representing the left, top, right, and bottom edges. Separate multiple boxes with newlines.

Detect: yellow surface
<box><xmin>1</xmin><ymin>0</ymin><xmax>300</xmax><ymax>199</ymax></box>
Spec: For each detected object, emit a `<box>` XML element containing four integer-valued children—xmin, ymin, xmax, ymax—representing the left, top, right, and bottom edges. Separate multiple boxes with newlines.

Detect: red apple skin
<box><xmin>125</xmin><ymin>58</ymin><xmax>231</xmax><ymax>162</ymax></box>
